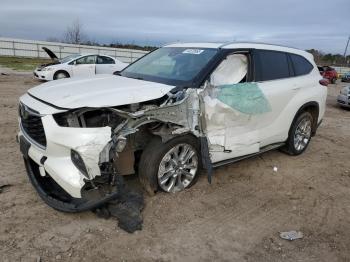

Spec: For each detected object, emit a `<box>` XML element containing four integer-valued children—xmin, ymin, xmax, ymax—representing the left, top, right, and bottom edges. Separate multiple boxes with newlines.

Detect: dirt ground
<box><xmin>0</xmin><ymin>71</ymin><xmax>350</xmax><ymax>262</ymax></box>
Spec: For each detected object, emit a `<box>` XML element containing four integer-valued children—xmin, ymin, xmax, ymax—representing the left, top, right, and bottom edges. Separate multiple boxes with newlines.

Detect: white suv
<box><xmin>18</xmin><ymin>42</ymin><xmax>327</xmax><ymax>212</ymax></box>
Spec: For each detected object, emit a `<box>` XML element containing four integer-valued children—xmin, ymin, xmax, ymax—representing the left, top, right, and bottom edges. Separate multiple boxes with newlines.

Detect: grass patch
<box><xmin>0</xmin><ymin>56</ymin><xmax>51</xmax><ymax>71</ymax></box>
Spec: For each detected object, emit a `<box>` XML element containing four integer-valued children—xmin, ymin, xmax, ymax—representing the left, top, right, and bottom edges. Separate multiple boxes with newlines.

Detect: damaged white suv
<box><xmin>18</xmin><ymin>42</ymin><xmax>327</xmax><ymax>212</ymax></box>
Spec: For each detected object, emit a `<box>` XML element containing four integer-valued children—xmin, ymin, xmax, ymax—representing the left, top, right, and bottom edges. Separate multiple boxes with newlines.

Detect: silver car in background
<box><xmin>337</xmin><ymin>86</ymin><xmax>350</xmax><ymax>108</ymax></box>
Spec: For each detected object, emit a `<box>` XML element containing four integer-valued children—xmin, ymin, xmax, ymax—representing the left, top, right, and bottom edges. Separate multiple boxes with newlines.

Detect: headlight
<box><xmin>340</xmin><ymin>87</ymin><xmax>350</xmax><ymax>95</ymax></box>
<box><xmin>42</xmin><ymin>67</ymin><xmax>54</xmax><ymax>71</ymax></box>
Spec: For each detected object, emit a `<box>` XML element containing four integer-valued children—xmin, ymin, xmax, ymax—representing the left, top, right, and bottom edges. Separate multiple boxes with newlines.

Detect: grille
<box><xmin>19</xmin><ymin>104</ymin><xmax>47</xmax><ymax>147</ymax></box>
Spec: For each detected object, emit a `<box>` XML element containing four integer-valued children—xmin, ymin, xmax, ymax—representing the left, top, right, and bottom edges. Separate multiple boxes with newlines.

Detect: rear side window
<box><xmin>97</xmin><ymin>56</ymin><xmax>115</xmax><ymax>64</ymax></box>
<box><xmin>290</xmin><ymin>54</ymin><xmax>313</xmax><ymax>76</ymax></box>
<box><xmin>256</xmin><ymin>50</ymin><xmax>290</xmax><ymax>81</ymax></box>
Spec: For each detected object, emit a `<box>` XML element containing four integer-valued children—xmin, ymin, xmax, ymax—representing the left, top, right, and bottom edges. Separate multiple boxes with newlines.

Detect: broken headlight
<box><xmin>53</xmin><ymin>109</ymin><xmax>125</xmax><ymax>128</ymax></box>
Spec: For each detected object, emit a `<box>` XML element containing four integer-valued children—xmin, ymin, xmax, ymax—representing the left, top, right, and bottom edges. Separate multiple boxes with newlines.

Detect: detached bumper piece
<box><xmin>23</xmin><ymin>157</ymin><xmax>121</xmax><ymax>213</ymax></box>
<box><xmin>22</xmin><ymin>146</ymin><xmax>144</xmax><ymax>232</ymax></box>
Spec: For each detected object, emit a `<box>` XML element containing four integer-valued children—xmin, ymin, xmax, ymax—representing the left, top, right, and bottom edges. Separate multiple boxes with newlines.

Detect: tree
<box><xmin>63</xmin><ymin>19</ymin><xmax>86</xmax><ymax>44</ymax></box>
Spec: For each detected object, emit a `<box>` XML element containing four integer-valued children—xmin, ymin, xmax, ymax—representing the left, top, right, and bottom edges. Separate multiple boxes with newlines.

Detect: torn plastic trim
<box><xmin>98</xmin><ymin>89</ymin><xmax>204</xmax><ymax>165</ymax></box>
<box><xmin>24</xmin><ymin>157</ymin><xmax>121</xmax><ymax>213</ymax></box>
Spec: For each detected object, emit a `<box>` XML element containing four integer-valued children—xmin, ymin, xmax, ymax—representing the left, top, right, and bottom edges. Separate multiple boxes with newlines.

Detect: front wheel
<box><xmin>282</xmin><ymin>112</ymin><xmax>313</xmax><ymax>156</ymax></box>
<box><xmin>54</xmin><ymin>71</ymin><xmax>69</xmax><ymax>80</ymax></box>
<box><xmin>139</xmin><ymin>135</ymin><xmax>200</xmax><ymax>195</ymax></box>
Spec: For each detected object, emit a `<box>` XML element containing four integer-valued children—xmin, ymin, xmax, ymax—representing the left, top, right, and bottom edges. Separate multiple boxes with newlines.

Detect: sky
<box><xmin>0</xmin><ymin>0</ymin><xmax>349</xmax><ymax>54</ymax></box>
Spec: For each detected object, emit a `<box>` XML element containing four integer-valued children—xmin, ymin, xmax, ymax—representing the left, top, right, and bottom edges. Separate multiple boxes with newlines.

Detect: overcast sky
<box><xmin>1</xmin><ymin>0</ymin><xmax>349</xmax><ymax>54</ymax></box>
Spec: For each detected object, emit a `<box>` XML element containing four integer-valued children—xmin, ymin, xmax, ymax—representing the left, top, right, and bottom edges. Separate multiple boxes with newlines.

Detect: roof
<box><xmin>164</xmin><ymin>42</ymin><xmax>224</xmax><ymax>48</ymax></box>
<box><xmin>164</xmin><ymin>41</ymin><xmax>312</xmax><ymax>59</ymax></box>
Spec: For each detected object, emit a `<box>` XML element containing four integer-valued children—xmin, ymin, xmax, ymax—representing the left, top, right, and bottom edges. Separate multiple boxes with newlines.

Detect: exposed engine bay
<box><xmin>49</xmin><ymin>87</ymin><xmax>206</xmax><ymax>196</ymax></box>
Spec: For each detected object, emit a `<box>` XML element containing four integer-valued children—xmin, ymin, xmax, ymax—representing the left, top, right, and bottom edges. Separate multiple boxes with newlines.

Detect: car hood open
<box><xmin>42</xmin><ymin>47</ymin><xmax>58</xmax><ymax>60</ymax></box>
<box><xmin>28</xmin><ymin>75</ymin><xmax>175</xmax><ymax>109</ymax></box>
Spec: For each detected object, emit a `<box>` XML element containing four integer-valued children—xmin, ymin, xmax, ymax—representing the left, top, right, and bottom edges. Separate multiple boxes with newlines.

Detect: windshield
<box><xmin>121</xmin><ymin>47</ymin><xmax>218</xmax><ymax>85</ymax></box>
<box><xmin>60</xmin><ymin>54</ymin><xmax>81</xmax><ymax>64</ymax></box>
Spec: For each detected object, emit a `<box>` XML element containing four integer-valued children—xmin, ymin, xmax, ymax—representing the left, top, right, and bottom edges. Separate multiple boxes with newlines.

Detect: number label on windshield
<box><xmin>182</xmin><ymin>49</ymin><xmax>204</xmax><ymax>55</ymax></box>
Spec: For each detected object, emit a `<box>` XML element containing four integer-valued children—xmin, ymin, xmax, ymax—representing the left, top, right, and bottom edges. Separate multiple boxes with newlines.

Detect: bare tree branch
<box><xmin>63</xmin><ymin>19</ymin><xmax>86</xmax><ymax>44</ymax></box>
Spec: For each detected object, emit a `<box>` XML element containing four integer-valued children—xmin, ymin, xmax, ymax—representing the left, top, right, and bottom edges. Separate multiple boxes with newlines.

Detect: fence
<box><xmin>0</xmin><ymin>37</ymin><xmax>149</xmax><ymax>63</ymax></box>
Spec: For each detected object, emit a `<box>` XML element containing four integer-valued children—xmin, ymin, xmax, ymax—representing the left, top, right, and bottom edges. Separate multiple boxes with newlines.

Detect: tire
<box><xmin>139</xmin><ymin>135</ymin><xmax>200</xmax><ymax>195</ymax></box>
<box><xmin>282</xmin><ymin>111</ymin><xmax>313</xmax><ymax>156</ymax></box>
<box><xmin>54</xmin><ymin>71</ymin><xmax>69</xmax><ymax>80</ymax></box>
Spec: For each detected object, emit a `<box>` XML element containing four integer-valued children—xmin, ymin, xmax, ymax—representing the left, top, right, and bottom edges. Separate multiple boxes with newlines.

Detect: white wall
<box><xmin>0</xmin><ymin>37</ymin><xmax>149</xmax><ymax>63</ymax></box>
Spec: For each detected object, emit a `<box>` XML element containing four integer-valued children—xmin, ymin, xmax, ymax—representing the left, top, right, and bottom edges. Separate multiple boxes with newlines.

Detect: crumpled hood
<box><xmin>28</xmin><ymin>75</ymin><xmax>175</xmax><ymax>109</ymax></box>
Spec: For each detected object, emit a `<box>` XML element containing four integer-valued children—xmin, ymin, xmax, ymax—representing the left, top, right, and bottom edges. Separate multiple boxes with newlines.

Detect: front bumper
<box><xmin>337</xmin><ymin>94</ymin><xmax>350</xmax><ymax>107</ymax></box>
<box><xmin>18</xmin><ymin>114</ymin><xmax>112</xmax><ymax>198</ymax></box>
<box><xmin>33</xmin><ymin>69</ymin><xmax>54</xmax><ymax>81</ymax></box>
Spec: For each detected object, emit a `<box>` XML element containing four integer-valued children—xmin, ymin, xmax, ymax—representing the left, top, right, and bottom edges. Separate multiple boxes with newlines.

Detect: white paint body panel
<box><xmin>28</xmin><ymin>75</ymin><xmax>175</xmax><ymax>108</ymax></box>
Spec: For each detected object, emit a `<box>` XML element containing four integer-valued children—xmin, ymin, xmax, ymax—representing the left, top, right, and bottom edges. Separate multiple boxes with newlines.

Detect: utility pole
<box><xmin>344</xmin><ymin>36</ymin><xmax>350</xmax><ymax>60</ymax></box>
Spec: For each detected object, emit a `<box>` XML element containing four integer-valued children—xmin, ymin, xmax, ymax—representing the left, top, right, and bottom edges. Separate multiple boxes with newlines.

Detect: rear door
<box><xmin>71</xmin><ymin>55</ymin><xmax>96</xmax><ymax>77</ymax></box>
<box><xmin>251</xmin><ymin>49</ymin><xmax>298</xmax><ymax>147</ymax></box>
<box><xmin>96</xmin><ymin>55</ymin><xmax>117</xmax><ymax>74</ymax></box>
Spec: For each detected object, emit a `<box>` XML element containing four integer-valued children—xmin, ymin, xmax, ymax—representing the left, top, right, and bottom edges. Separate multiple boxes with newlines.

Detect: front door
<box><xmin>202</xmin><ymin>50</ymin><xmax>296</xmax><ymax>163</ymax></box>
<box><xmin>72</xmin><ymin>55</ymin><xmax>96</xmax><ymax>77</ymax></box>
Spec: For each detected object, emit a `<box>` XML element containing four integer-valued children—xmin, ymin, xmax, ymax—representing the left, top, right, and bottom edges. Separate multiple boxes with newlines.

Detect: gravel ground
<box><xmin>0</xmin><ymin>71</ymin><xmax>350</xmax><ymax>262</ymax></box>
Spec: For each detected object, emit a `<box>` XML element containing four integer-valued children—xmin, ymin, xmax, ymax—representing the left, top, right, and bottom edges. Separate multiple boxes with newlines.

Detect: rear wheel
<box><xmin>139</xmin><ymin>135</ymin><xmax>200</xmax><ymax>195</ymax></box>
<box><xmin>283</xmin><ymin>112</ymin><xmax>313</xmax><ymax>155</ymax></box>
<box><xmin>54</xmin><ymin>71</ymin><xmax>69</xmax><ymax>80</ymax></box>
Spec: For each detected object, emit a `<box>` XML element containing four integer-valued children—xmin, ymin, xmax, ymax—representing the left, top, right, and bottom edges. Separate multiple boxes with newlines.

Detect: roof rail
<box><xmin>219</xmin><ymin>41</ymin><xmax>303</xmax><ymax>51</ymax></box>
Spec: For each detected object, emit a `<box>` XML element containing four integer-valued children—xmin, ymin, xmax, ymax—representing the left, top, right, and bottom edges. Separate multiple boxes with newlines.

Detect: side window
<box><xmin>290</xmin><ymin>54</ymin><xmax>313</xmax><ymax>76</ymax></box>
<box><xmin>256</xmin><ymin>50</ymin><xmax>290</xmax><ymax>81</ymax></box>
<box><xmin>210</xmin><ymin>54</ymin><xmax>248</xmax><ymax>86</ymax></box>
<box><xmin>75</xmin><ymin>55</ymin><xmax>96</xmax><ymax>65</ymax></box>
<box><xmin>97</xmin><ymin>56</ymin><xmax>115</xmax><ymax>64</ymax></box>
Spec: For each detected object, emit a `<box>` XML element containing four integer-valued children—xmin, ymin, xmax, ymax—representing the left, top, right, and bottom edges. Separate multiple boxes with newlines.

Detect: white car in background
<box><xmin>33</xmin><ymin>47</ymin><xmax>128</xmax><ymax>81</ymax></box>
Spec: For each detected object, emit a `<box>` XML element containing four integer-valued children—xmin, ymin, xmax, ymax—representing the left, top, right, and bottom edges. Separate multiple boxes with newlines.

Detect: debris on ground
<box><xmin>0</xmin><ymin>184</ymin><xmax>12</xmax><ymax>193</ymax></box>
<box><xmin>1</xmin><ymin>72</ymin><xmax>9</xmax><ymax>76</ymax></box>
<box><xmin>279</xmin><ymin>230</ymin><xmax>304</xmax><ymax>241</ymax></box>
<box><xmin>92</xmin><ymin>177</ymin><xmax>144</xmax><ymax>233</ymax></box>
<box><xmin>273</xmin><ymin>166</ymin><xmax>278</xmax><ymax>172</ymax></box>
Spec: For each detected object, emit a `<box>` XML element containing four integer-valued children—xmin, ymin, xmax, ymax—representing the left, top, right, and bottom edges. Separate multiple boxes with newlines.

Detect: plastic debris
<box><xmin>273</xmin><ymin>166</ymin><xmax>278</xmax><ymax>172</ymax></box>
<box><xmin>92</xmin><ymin>178</ymin><xmax>144</xmax><ymax>233</ymax></box>
<box><xmin>279</xmin><ymin>230</ymin><xmax>303</xmax><ymax>241</ymax></box>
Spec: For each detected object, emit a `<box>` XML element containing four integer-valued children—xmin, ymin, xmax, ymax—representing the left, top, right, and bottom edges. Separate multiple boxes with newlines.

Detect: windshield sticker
<box><xmin>182</xmin><ymin>49</ymin><xmax>204</xmax><ymax>55</ymax></box>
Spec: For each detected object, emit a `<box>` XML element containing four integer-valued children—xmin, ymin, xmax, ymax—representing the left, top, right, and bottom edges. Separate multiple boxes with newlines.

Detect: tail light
<box><xmin>319</xmin><ymin>79</ymin><xmax>329</xmax><ymax>86</ymax></box>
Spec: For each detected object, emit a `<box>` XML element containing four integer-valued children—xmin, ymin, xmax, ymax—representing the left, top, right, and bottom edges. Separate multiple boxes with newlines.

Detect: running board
<box><xmin>212</xmin><ymin>143</ymin><xmax>285</xmax><ymax>168</ymax></box>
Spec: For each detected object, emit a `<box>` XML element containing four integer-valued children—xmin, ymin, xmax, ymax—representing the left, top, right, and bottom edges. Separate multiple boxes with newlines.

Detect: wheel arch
<box><xmin>53</xmin><ymin>70</ymin><xmax>70</xmax><ymax>80</ymax></box>
<box><xmin>290</xmin><ymin>101</ymin><xmax>319</xmax><ymax>137</ymax></box>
